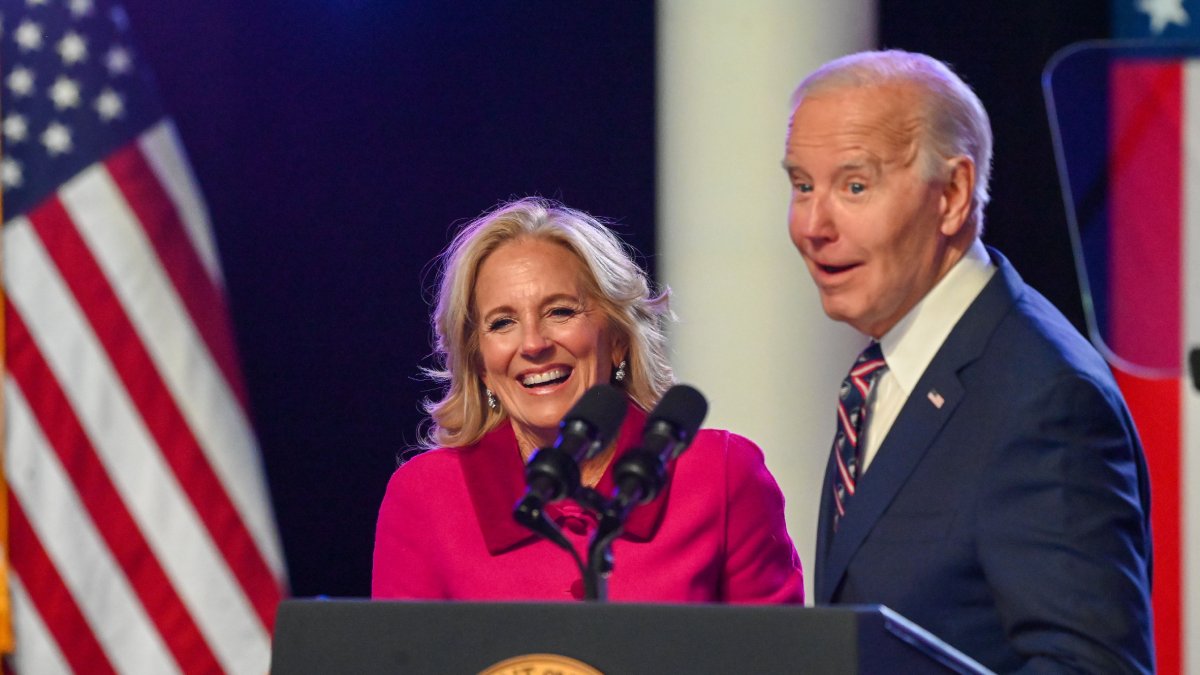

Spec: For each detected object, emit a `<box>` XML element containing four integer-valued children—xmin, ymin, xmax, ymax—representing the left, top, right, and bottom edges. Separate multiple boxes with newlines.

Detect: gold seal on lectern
<box><xmin>478</xmin><ymin>652</ymin><xmax>604</xmax><ymax>675</ymax></box>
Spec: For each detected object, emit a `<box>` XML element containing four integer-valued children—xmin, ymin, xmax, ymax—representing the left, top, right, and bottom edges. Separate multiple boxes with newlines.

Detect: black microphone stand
<box><xmin>513</xmin><ymin>445</ymin><xmax>607</xmax><ymax>601</ymax></box>
<box><xmin>513</xmin><ymin>492</ymin><xmax>601</xmax><ymax>601</ymax></box>
<box><xmin>585</xmin><ymin>448</ymin><xmax>668</xmax><ymax>596</ymax></box>
<box><xmin>572</xmin><ymin>486</ymin><xmax>613</xmax><ymax>601</ymax></box>
<box><xmin>513</xmin><ymin>384</ymin><xmax>705</xmax><ymax>601</ymax></box>
<box><xmin>511</xmin><ymin>383</ymin><xmax>629</xmax><ymax>600</ymax></box>
<box><xmin>516</xmin><ymin>448</ymin><xmax>675</xmax><ymax>602</ymax></box>
<box><xmin>514</xmin><ymin>486</ymin><xmax>617</xmax><ymax>601</ymax></box>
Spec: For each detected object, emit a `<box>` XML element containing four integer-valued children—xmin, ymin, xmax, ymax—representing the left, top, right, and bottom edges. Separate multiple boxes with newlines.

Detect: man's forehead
<box><xmin>787</xmin><ymin>87</ymin><xmax>922</xmax><ymax>164</ymax></box>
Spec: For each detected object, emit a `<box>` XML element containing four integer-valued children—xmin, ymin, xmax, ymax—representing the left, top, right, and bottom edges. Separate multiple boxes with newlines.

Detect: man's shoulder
<box><xmin>964</xmin><ymin>248</ymin><xmax>1111</xmax><ymax>381</ymax></box>
<box><xmin>999</xmin><ymin>281</ymin><xmax>1112</xmax><ymax>381</ymax></box>
<box><xmin>938</xmin><ymin>277</ymin><xmax>1126</xmax><ymax>428</ymax></box>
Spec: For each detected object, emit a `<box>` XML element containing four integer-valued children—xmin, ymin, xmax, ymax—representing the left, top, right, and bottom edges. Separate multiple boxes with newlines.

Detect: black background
<box><xmin>118</xmin><ymin>1</ymin><xmax>1108</xmax><ymax>598</ymax></box>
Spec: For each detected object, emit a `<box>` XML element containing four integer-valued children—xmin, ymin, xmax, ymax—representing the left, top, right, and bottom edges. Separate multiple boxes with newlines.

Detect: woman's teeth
<box><xmin>521</xmin><ymin>368</ymin><xmax>570</xmax><ymax>387</ymax></box>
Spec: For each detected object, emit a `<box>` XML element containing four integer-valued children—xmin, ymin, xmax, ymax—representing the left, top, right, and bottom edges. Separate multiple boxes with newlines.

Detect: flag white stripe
<box><xmin>9</xmin><ymin>572</ymin><xmax>75</xmax><ymax>675</ymax></box>
<box><xmin>1183</xmin><ymin>59</ymin><xmax>1200</xmax><ymax>675</ymax></box>
<box><xmin>60</xmin><ymin>157</ymin><xmax>286</xmax><ymax>580</ymax></box>
<box><xmin>4</xmin><ymin>216</ymin><xmax>269</xmax><ymax>672</ymax></box>
<box><xmin>137</xmin><ymin>120</ymin><xmax>224</xmax><ymax>286</ymax></box>
<box><xmin>5</xmin><ymin>378</ymin><xmax>179</xmax><ymax>675</ymax></box>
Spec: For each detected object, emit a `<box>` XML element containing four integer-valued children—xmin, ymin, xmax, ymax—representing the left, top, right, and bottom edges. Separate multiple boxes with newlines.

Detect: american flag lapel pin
<box><xmin>927</xmin><ymin>389</ymin><xmax>945</xmax><ymax>409</ymax></box>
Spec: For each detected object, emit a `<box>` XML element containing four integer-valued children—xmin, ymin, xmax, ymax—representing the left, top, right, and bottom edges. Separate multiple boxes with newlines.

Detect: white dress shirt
<box><xmin>859</xmin><ymin>239</ymin><xmax>996</xmax><ymax>473</ymax></box>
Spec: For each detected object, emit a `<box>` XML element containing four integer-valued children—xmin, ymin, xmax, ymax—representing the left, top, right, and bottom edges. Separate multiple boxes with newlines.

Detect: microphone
<box><xmin>518</xmin><ymin>383</ymin><xmax>628</xmax><ymax>507</ymax></box>
<box><xmin>512</xmin><ymin>384</ymin><xmax>626</xmax><ymax>602</ymax></box>
<box><xmin>610</xmin><ymin>384</ymin><xmax>708</xmax><ymax>508</ymax></box>
<box><xmin>585</xmin><ymin>385</ymin><xmax>708</xmax><ymax>584</ymax></box>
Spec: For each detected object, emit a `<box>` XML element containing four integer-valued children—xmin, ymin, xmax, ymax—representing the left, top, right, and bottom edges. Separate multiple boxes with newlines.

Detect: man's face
<box><xmin>784</xmin><ymin>84</ymin><xmax>957</xmax><ymax>338</ymax></box>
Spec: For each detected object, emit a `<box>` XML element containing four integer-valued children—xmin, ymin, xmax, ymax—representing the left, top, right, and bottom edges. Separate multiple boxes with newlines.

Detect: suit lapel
<box><xmin>818</xmin><ymin>359</ymin><xmax>966</xmax><ymax>601</ymax></box>
<box><xmin>816</xmin><ymin>248</ymin><xmax>1026</xmax><ymax>602</ymax></box>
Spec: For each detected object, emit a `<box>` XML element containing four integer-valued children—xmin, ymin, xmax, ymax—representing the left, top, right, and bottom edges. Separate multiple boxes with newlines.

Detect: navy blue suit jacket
<box><xmin>814</xmin><ymin>249</ymin><xmax>1154</xmax><ymax>673</ymax></box>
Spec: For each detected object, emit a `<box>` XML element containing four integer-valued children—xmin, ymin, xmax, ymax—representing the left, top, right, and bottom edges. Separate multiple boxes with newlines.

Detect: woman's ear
<box><xmin>477</xmin><ymin>355</ymin><xmax>491</xmax><ymax>390</ymax></box>
<box><xmin>611</xmin><ymin>332</ymin><xmax>629</xmax><ymax>368</ymax></box>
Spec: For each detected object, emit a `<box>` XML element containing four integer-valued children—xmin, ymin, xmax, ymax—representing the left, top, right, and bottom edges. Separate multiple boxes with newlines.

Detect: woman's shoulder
<box><xmin>682</xmin><ymin>428</ymin><xmax>771</xmax><ymax>479</ymax></box>
<box><xmin>690</xmin><ymin>427</ymin><xmax>765</xmax><ymax>457</ymax></box>
<box><xmin>379</xmin><ymin>447</ymin><xmax>469</xmax><ymax>514</ymax></box>
<box><xmin>672</xmin><ymin>428</ymin><xmax>786</xmax><ymax>511</ymax></box>
<box><xmin>389</xmin><ymin>446</ymin><xmax>465</xmax><ymax>482</ymax></box>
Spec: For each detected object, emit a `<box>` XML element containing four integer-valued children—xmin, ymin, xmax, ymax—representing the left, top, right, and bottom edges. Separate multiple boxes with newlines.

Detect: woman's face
<box><xmin>474</xmin><ymin>238</ymin><xmax>622</xmax><ymax>453</ymax></box>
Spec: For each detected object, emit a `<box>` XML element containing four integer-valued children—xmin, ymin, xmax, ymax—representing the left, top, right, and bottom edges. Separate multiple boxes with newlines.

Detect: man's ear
<box><xmin>938</xmin><ymin>156</ymin><xmax>976</xmax><ymax>237</ymax></box>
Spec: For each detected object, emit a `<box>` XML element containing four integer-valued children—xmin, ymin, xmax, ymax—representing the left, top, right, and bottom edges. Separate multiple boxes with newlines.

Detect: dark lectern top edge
<box><xmin>875</xmin><ymin>605</ymin><xmax>995</xmax><ymax>675</ymax></box>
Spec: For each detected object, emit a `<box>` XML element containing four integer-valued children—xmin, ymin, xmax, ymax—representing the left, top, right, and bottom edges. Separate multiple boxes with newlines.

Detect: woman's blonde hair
<box><xmin>420</xmin><ymin>197</ymin><xmax>673</xmax><ymax>449</ymax></box>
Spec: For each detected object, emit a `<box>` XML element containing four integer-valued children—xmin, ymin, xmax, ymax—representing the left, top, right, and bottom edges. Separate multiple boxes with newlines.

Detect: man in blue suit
<box><xmin>783</xmin><ymin>50</ymin><xmax>1154</xmax><ymax>672</ymax></box>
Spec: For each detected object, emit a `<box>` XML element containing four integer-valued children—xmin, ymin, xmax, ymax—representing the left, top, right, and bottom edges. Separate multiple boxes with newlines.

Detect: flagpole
<box><xmin>0</xmin><ymin>56</ymin><xmax>14</xmax><ymax>663</ymax></box>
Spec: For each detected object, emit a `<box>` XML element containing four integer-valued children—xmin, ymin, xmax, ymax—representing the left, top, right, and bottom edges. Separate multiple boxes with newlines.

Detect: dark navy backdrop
<box><xmin>118</xmin><ymin>1</ymin><xmax>1105</xmax><ymax>598</ymax></box>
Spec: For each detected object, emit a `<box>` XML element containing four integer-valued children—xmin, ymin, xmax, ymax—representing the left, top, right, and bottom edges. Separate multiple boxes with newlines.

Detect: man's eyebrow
<box><xmin>781</xmin><ymin>153</ymin><xmax>883</xmax><ymax>176</ymax></box>
<box><xmin>836</xmin><ymin>153</ymin><xmax>882</xmax><ymax>173</ymax></box>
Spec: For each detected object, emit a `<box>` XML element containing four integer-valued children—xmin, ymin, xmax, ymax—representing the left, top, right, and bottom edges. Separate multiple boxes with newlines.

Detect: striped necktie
<box><xmin>831</xmin><ymin>341</ymin><xmax>887</xmax><ymax>531</ymax></box>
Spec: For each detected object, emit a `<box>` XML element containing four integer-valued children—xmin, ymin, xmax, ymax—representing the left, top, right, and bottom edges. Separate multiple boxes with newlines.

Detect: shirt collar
<box><xmin>878</xmin><ymin>238</ymin><xmax>995</xmax><ymax>394</ymax></box>
<box><xmin>459</xmin><ymin>400</ymin><xmax>671</xmax><ymax>555</ymax></box>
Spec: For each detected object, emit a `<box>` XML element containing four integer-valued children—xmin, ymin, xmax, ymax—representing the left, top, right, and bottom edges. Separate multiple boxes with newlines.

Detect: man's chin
<box><xmin>818</xmin><ymin>297</ymin><xmax>853</xmax><ymax>324</ymax></box>
<box><xmin>819</xmin><ymin>301</ymin><xmax>876</xmax><ymax>336</ymax></box>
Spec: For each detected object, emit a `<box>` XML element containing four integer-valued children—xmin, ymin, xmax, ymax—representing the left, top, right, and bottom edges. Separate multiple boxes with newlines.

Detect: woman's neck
<box><xmin>517</xmin><ymin>428</ymin><xmax>617</xmax><ymax>488</ymax></box>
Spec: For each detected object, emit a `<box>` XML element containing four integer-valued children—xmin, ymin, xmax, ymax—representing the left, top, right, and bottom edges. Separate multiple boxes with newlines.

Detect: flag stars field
<box><xmin>1</xmin><ymin>1</ymin><xmax>151</xmax><ymax>211</ymax></box>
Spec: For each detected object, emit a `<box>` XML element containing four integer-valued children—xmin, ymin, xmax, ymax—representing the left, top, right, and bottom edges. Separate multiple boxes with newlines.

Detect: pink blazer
<box><xmin>372</xmin><ymin>402</ymin><xmax>804</xmax><ymax>603</ymax></box>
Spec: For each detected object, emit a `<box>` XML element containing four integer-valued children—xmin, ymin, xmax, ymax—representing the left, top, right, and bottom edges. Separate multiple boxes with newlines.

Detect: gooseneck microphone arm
<box><xmin>588</xmin><ymin>385</ymin><xmax>708</xmax><ymax>583</ymax></box>
<box><xmin>512</xmin><ymin>384</ymin><xmax>627</xmax><ymax>600</ymax></box>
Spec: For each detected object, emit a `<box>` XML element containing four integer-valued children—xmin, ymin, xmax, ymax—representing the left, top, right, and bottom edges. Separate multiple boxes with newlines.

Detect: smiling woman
<box><xmin>475</xmin><ymin>239</ymin><xmax>623</xmax><ymax>476</ymax></box>
<box><xmin>422</xmin><ymin>197</ymin><xmax>673</xmax><ymax>453</ymax></box>
<box><xmin>370</xmin><ymin>196</ymin><xmax>805</xmax><ymax>602</ymax></box>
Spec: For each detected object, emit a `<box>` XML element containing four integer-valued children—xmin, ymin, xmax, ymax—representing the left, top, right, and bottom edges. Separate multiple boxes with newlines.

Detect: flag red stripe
<box><xmin>1108</xmin><ymin>60</ymin><xmax>1184</xmax><ymax>675</ymax></box>
<box><xmin>6</xmin><ymin>303</ymin><xmax>223</xmax><ymax>673</ymax></box>
<box><xmin>1108</xmin><ymin>61</ymin><xmax>1184</xmax><ymax>367</ymax></box>
<box><xmin>28</xmin><ymin>197</ymin><xmax>282</xmax><ymax>630</ymax></box>
<box><xmin>104</xmin><ymin>143</ymin><xmax>250</xmax><ymax>410</ymax></box>
<box><xmin>7</xmin><ymin>494</ymin><xmax>118</xmax><ymax>675</ymax></box>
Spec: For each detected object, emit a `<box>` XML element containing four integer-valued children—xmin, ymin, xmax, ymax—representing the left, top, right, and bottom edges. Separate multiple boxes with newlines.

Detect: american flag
<box><xmin>1045</xmin><ymin>3</ymin><xmax>1200</xmax><ymax>671</ymax></box>
<box><xmin>1</xmin><ymin>1</ymin><xmax>287</xmax><ymax>672</ymax></box>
